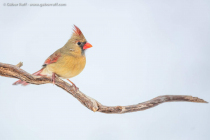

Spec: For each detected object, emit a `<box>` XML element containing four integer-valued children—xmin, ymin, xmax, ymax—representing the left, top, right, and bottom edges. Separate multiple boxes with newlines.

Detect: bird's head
<box><xmin>63</xmin><ymin>25</ymin><xmax>92</xmax><ymax>55</ymax></box>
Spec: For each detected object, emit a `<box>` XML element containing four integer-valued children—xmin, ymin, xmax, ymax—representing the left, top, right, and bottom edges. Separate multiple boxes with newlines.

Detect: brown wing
<box><xmin>43</xmin><ymin>50</ymin><xmax>61</xmax><ymax>66</ymax></box>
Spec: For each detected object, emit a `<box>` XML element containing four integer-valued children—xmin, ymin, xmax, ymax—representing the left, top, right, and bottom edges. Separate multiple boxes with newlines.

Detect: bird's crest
<box><xmin>73</xmin><ymin>25</ymin><xmax>82</xmax><ymax>36</ymax></box>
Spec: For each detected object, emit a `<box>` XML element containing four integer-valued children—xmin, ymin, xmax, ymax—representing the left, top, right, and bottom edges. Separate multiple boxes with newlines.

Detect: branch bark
<box><xmin>0</xmin><ymin>62</ymin><xmax>208</xmax><ymax>114</ymax></box>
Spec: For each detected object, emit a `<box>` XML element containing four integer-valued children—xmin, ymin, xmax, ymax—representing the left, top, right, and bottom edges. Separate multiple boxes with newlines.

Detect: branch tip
<box><xmin>185</xmin><ymin>96</ymin><xmax>208</xmax><ymax>103</ymax></box>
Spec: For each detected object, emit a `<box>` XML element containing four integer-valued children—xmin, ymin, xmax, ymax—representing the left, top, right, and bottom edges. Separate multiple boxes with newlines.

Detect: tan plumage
<box><xmin>13</xmin><ymin>25</ymin><xmax>92</xmax><ymax>87</ymax></box>
<box><xmin>42</xmin><ymin>53</ymin><xmax>86</xmax><ymax>79</ymax></box>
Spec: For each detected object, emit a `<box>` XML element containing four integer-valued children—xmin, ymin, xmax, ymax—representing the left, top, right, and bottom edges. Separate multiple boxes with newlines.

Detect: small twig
<box><xmin>0</xmin><ymin>62</ymin><xmax>208</xmax><ymax>114</ymax></box>
<box><xmin>16</xmin><ymin>62</ymin><xmax>23</xmax><ymax>68</ymax></box>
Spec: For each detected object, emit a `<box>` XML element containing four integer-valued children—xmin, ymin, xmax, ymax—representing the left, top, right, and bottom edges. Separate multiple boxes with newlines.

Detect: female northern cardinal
<box><xmin>13</xmin><ymin>25</ymin><xmax>92</xmax><ymax>89</ymax></box>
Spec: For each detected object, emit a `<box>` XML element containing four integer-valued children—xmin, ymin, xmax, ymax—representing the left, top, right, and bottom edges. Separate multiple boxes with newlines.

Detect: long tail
<box><xmin>13</xmin><ymin>68</ymin><xmax>44</xmax><ymax>86</ymax></box>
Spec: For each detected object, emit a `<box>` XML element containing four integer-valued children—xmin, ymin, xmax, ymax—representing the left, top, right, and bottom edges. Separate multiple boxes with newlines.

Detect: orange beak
<box><xmin>83</xmin><ymin>42</ymin><xmax>92</xmax><ymax>50</ymax></box>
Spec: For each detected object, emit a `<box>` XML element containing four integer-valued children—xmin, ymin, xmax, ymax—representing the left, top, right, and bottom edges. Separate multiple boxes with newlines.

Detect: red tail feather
<box><xmin>13</xmin><ymin>68</ymin><xmax>44</xmax><ymax>86</ymax></box>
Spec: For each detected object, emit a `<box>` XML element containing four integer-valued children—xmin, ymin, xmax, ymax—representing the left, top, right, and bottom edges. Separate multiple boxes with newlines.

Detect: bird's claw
<box><xmin>72</xmin><ymin>84</ymin><xmax>79</xmax><ymax>92</ymax></box>
<box><xmin>67</xmin><ymin>79</ymin><xmax>79</xmax><ymax>92</ymax></box>
<box><xmin>51</xmin><ymin>73</ymin><xmax>56</xmax><ymax>85</ymax></box>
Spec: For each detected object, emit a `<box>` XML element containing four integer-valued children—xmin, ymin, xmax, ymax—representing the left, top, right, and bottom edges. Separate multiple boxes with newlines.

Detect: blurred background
<box><xmin>0</xmin><ymin>0</ymin><xmax>210</xmax><ymax>139</ymax></box>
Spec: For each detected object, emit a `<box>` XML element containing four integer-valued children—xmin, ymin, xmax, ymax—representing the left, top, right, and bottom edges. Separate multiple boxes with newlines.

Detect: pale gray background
<box><xmin>0</xmin><ymin>0</ymin><xmax>210</xmax><ymax>140</ymax></box>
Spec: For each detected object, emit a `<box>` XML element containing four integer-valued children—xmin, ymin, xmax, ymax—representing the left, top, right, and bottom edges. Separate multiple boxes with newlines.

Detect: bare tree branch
<box><xmin>0</xmin><ymin>62</ymin><xmax>208</xmax><ymax>114</ymax></box>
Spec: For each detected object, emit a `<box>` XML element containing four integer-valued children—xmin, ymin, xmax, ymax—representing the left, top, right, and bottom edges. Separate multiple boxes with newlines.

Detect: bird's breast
<box><xmin>46</xmin><ymin>55</ymin><xmax>86</xmax><ymax>79</ymax></box>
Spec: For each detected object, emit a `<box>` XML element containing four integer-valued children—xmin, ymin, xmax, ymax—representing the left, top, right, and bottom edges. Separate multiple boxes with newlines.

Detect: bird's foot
<box><xmin>51</xmin><ymin>73</ymin><xmax>56</xmax><ymax>85</ymax></box>
<box><xmin>67</xmin><ymin>79</ymin><xmax>79</xmax><ymax>92</ymax></box>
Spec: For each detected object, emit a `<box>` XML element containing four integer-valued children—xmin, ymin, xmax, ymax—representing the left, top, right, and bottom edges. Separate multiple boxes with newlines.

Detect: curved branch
<box><xmin>0</xmin><ymin>62</ymin><xmax>208</xmax><ymax>114</ymax></box>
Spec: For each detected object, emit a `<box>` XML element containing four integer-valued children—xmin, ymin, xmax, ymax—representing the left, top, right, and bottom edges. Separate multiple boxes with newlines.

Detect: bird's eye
<box><xmin>77</xmin><ymin>42</ymin><xmax>81</xmax><ymax>45</ymax></box>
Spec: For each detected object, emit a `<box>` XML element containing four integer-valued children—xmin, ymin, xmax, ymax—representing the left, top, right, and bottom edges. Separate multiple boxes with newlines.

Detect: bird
<box><xmin>13</xmin><ymin>25</ymin><xmax>92</xmax><ymax>90</ymax></box>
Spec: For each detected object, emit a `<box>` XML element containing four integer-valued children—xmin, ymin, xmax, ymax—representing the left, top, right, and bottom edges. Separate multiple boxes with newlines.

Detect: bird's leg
<box><xmin>67</xmin><ymin>79</ymin><xmax>79</xmax><ymax>92</ymax></box>
<box><xmin>51</xmin><ymin>73</ymin><xmax>56</xmax><ymax>85</ymax></box>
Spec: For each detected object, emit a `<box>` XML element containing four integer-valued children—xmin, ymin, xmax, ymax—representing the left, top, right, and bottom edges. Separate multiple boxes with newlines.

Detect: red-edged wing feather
<box><xmin>43</xmin><ymin>51</ymin><xmax>61</xmax><ymax>65</ymax></box>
